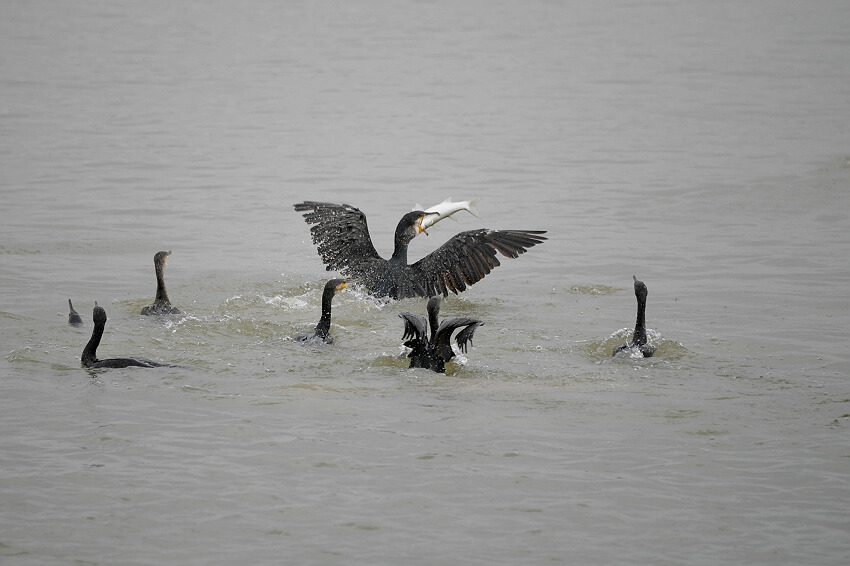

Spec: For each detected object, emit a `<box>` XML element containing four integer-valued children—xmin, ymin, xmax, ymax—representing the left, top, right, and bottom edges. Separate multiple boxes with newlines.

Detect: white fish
<box><xmin>413</xmin><ymin>197</ymin><xmax>480</xmax><ymax>233</ymax></box>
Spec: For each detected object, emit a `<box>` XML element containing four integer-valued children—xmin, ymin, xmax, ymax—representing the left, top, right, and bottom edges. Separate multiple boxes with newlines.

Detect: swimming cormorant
<box><xmin>82</xmin><ymin>304</ymin><xmax>167</xmax><ymax>368</ymax></box>
<box><xmin>295</xmin><ymin>279</ymin><xmax>348</xmax><ymax>344</ymax></box>
<box><xmin>613</xmin><ymin>275</ymin><xmax>655</xmax><ymax>358</ymax></box>
<box><xmin>68</xmin><ymin>299</ymin><xmax>83</xmax><ymax>326</ymax></box>
<box><xmin>294</xmin><ymin>201</ymin><xmax>547</xmax><ymax>299</ymax></box>
<box><xmin>398</xmin><ymin>296</ymin><xmax>483</xmax><ymax>373</ymax></box>
<box><xmin>141</xmin><ymin>251</ymin><xmax>180</xmax><ymax>315</ymax></box>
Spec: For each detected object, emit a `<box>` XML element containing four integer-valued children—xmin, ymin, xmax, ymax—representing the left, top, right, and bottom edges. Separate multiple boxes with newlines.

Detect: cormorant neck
<box><xmin>314</xmin><ymin>287</ymin><xmax>335</xmax><ymax>337</ymax></box>
<box><xmin>391</xmin><ymin>215</ymin><xmax>418</xmax><ymax>264</ymax></box>
<box><xmin>633</xmin><ymin>298</ymin><xmax>648</xmax><ymax>346</ymax></box>
<box><xmin>82</xmin><ymin>322</ymin><xmax>104</xmax><ymax>366</ymax></box>
<box><xmin>155</xmin><ymin>268</ymin><xmax>170</xmax><ymax>303</ymax></box>
<box><xmin>427</xmin><ymin>298</ymin><xmax>441</xmax><ymax>343</ymax></box>
<box><xmin>390</xmin><ymin>234</ymin><xmax>410</xmax><ymax>264</ymax></box>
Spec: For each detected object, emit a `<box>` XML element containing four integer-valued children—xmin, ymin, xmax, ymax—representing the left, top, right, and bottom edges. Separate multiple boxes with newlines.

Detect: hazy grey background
<box><xmin>2</xmin><ymin>1</ymin><xmax>849</xmax><ymax>564</ymax></box>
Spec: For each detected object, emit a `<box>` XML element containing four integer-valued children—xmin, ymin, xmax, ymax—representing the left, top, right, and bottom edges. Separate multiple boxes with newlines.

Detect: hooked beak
<box><xmin>416</xmin><ymin>214</ymin><xmax>429</xmax><ymax>236</ymax></box>
<box><xmin>417</xmin><ymin>212</ymin><xmax>440</xmax><ymax>236</ymax></box>
<box><xmin>339</xmin><ymin>278</ymin><xmax>362</xmax><ymax>293</ymax></box>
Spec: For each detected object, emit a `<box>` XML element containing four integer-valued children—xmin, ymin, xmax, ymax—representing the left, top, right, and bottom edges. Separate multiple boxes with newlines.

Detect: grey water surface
<box><xmin>2</xmin><ymin>1</ymin><xmax>849</xmax><ymax>564</ymax></box>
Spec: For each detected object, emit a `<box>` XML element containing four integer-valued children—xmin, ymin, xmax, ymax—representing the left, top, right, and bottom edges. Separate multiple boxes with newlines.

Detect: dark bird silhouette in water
<box><xmin>613</xmin><ymin>275</ymin><xmax>655</xmax><ymax>358</ymax></box>
<box><xmin>82</xmin><ymin>304</ymin><xmax>168</xmax><ymax>369</ymax></box>
<box><xmin>294</xmin><ymin>201</ymin><xmax>547</xmax><ymax>300</ymax></box>
<box><xmin>295</xmin><ymin>279</ymin><xmax>348</xmax><ymax>344</ymax></box>
<box><xmin>141</xmin><ymin>250</ymin><xmax>181</xmax><ymax>315</ymax></box>
<box><xmin>398</xmin><ymin>296</ymin><xmax>483</xmax><ymax>373</ymax></box>
<box><xmin>68</xmin><ymin>299</ymin><xmax>83</xmax><ymax>326</ymax></box>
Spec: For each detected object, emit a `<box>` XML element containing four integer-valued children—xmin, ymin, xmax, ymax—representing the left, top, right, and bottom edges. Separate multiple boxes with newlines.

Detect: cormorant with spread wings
<box><xmin>293</xmin><ymin>201</ymin><xmax>547</xmax><ymax>299</ymax></box>
<box><xmin>399</xmin><ymin>296</ymin><xmax>483</xmax><ymax>373</ymax></box>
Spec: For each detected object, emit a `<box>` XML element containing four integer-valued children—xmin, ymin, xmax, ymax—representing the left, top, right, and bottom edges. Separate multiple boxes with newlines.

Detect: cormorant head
<box><xmin>326</xmin><ymin>278</ymin><xmax>347</xmax><ymax>295</ymax></box>
<box><xmin>153</xmin><ymin>250</ymin><xmax>172</xmax><ymax>269</ymax></box>
<box><xmin>633</xmin><ymin>275</ymin><xmax>648</xmax><ymax>302</ymax></box>
<box><xmin>396</xmin><ymin>211</ymin><xmax>429</xmax><ymax>243</ymax></box>
<box><xmin>417</xmin><ymin>211</ymin><xmax>442</xmax><ymax>235</ymax></box>
<box><xmin>92</xmin><ymin>304</ymin><xmax>107</xmax><ymax>325</ymax></box>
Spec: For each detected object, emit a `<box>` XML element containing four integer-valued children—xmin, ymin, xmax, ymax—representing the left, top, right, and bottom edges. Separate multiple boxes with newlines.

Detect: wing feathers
<box><xmin>433</xmin><ymin>316</ymin><xmax>482</xmax><ymax>361</ymax></box>
<box><xmin>296</xmin><ymin>201</ymin><xmax>546</xmax><ymax>298</ymax></box>
<box><xmin>413</xmin><ymin>229</ymin><xmax>546</xmax><ymax>296</ymax></box>
<box><xmin>455</xmin><ymin>321</ymin><xmax>483</xmax><ymax>353</ymax></box>
<box><xmin>294</xmin><ymin>202</ymin><xmax>382</xmax><ymax>274</ymax></box>
<box><xmin>398</xmin><ymin>312</ymin><xmax>427</xmax><ymax>342</ymax></box>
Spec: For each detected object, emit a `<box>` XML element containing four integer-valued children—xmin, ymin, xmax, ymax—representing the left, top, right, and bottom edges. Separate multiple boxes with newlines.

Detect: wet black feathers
<box><xmin>613</xmin><ymin>275</ymin><xmax>655</xmax><ymax>358</ymax></box>
<box><xmin>82</xmin><ymin>305</ymin><xmax>167</xmax><ymax>369</ymax></box>
<box><xmin>398</xmin><ymin>296</ymin><xmax>483</xmax><ymax>373</ymax></box>
<box><xmin>294</xmin><ymin>202</ymin><xmax>382</xmax><ymax>272</ymax></box>
<box><xmin>413</xmin><ymin>229</ymin><xmax>546</xmax><ymax>297</ymax></box>
<box><xmin>294</xmin><ymin>201</ymin><xmax>546</xmax><ymax>299</ymax></box>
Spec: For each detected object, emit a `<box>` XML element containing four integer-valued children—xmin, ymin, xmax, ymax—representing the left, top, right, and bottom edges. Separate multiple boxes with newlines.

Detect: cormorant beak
<box><xmin>417</xmin><ymin>212</ymin><xmax>439</xmax><ymax>236</ymax></box>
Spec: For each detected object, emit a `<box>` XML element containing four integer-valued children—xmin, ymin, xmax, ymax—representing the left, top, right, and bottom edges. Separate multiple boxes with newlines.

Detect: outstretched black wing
<box><xmin>399</xmin><ymin>311</ymin><xmax>433</xmax><ymax>368</ymax></box>
<box><xmin>433</xmin><ymin>316</ymin><xmax>482</xmax><ymax>362</ymax></box>
<box><xmin>455</xmin><ymin>320</ymin><xmax>483</xmax><ymax>354</ymax></box>
<box><xmin>398</xmin><ymin>311</ymin><xmax>428</xmax><ymax>342</ymax></box>
<box><xmin>294</xmin><ymin>202</ymin><xmax>384</xmax><ymax>276</ymax></box>
<box><xmin>411</xmin><ymin>229</ymin><xmax>547</xmax><ymax>296</ymax></box>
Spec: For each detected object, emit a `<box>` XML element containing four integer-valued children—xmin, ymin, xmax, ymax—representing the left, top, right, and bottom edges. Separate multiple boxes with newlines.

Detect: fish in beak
<box><xmin>417</xmin><ymin>212</ymin><xmax>440</xmax><ymax>236</ymax></box>
<box><xmin>414</xmin><ymin>197</ymin><xmax>480</xmax><ymax>232</ymax></box>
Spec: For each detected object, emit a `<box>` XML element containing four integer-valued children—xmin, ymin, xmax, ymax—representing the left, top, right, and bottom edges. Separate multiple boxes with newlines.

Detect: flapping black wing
<box><xmin>433</xmin><ymin>316</ymin><xmax>481</xmax><ymax>362</ymax></box>
<box><xmin>411</xmin><ymin>229</ymin><xmax>547</xmax><ymax>296</ymax></box>
<box><xmin>455</xmin><ymin>320</ymin><xmax>483</xmax><ymax>354</ymax></box>
<box><xmin>398</xmin><ymin>311</ymin><xmax>428</xmax><ymax>342</ymax></box>
<box><xmin>294</xmin><ymin>202</ymin><xmax>384</xmax><ymax>275</ymax></box>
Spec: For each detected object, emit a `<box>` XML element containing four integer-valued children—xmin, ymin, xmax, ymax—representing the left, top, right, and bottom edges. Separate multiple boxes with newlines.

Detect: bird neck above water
<box><xmin>81</xmin><ymin>322</ymin><xmax>104</xmax><ymax>366</ymax></box>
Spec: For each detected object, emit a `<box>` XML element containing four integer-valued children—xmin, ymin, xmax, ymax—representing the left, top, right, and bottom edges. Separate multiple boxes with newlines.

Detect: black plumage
<box><xmin>294</xmin><ymin>201</ymin><xmax>546</xmax><ymax>300</ymax></box>
<box><xmin>82</xmin><ymin>304</ymin><xmax>167</xmax><ymax>369</ymax></box>
<box><xmin>613</xmin><ymin>275</ymin><xmax>656</xmax><ymax>358</ymax></box>
<box><xmin>399</xmin><ymin>296</ymin><xmax>483</xmax><ymax>373</ymax></box>
<box><xmin>295</xmin><ymin>279</ymin><xmax>348</xmax><ymax>344</ymax></box>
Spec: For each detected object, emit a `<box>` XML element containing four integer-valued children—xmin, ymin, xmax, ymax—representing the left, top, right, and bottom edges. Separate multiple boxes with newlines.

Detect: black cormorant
<box><xmin>295</xmin><ymin>279</ymin><xmax>348</xmax><ymax>344</ymax></box>
<box><xmin>399</xmin><ymin>296</ymin><xmax>483</xmax><ymax>373</ymax></box>
<box><xmin>141</xmin><ymin>250</ymin><xmax>180</xmax><ymax>316</ymax></box>
<box><xmin>613</xmin><ymin>275</ymin><xmax>655</xmax><ymax>358</ymax></box>
<box><xmin>294</xmin><ymin>201</ymin><xmax>547</xmax><ymax>299</ymax></box>
<box><xmin>82</xmin><ymin>304</ymin><xmax>167</xmax><ymax>368</ymax></box>
<box><xmin>68</xmin><ymin>299</ymin><xmax>83</xmax><ymax>326</ymax></box>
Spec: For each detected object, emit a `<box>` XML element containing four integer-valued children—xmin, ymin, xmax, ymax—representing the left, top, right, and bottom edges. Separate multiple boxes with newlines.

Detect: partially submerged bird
<box><xmin>613</xmin><ymin>275</ymin><xmax>655</xmax><ymax>358</ymax></box>
<box><xmin>82</xmin><ymin>304</ymin><xmax>168</xmax><ymax>369</ymax></box>
<box><xmin>398</xmin><ymin>296</ymin><xmax>483</xmax><ymax>373</ymax></box>
<box><xmin>68</xmin><ymin>299</ymin><xmax>83</xmax><ymax>326</ymax></box>
<box><xmin>295</xmin><ymin>278</ymin><xmax>348</xmax><ymax>344</ymax></box>
<box><xmin>141</xmin><ymin>250</ymin><xmax>181</xmax><ymax>316</ymax></box>
<box><xmin>294</xmin><ymin>201</ymin><xmax>546</xmax><ymax>299</ymax></box>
